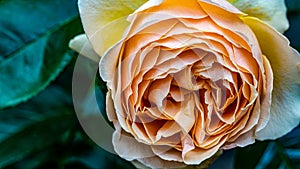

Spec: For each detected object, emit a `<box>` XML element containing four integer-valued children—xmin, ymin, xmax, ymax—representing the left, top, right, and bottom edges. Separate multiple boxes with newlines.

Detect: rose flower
<box><xmin>70</xmin><ymin>0</ymin><xmax>300</xmax><ymax>168</ymax></box>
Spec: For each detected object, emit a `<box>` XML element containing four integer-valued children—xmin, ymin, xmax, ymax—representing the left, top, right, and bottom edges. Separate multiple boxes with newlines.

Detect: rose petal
<box><xmin>99</xmin><ymin>41</ymin><xmax>123</xmax><ymax>89</ymax></box>
<box><xmin>201</xmin><ymin>0</ymin><xmax>245</xmax><ymax>15</ymax></box>
<box><xmin>222</xmin><ymin>130</ymin><xmax>255</xmax><ymax>149</ymax></box>
<box><xmin>106</xmin><ymin>90</ymin><xmax>117</xmax><ymax>122</ymax></box>
<box><xmin>199</xmin><ymin>0</ymin><xmax>264</xmax><ymax>69</ymax></box>
<box><xmin>78</xmin><ymin>0</ymin><xmax>147</xmax><ymax>55</ymax></box>
<box><xmin>183</xmin><ymin>143</ymin><xmax>223</xmax><ymax>165</ymax></box>
<box><xmin>68</xmin><ymin>34</ymin><xmax>100</xmax><ymax>62</ymax></box>
<box><xmin>136</xmin><ymin>0</ymin><xmax>207</xmax><ymax>18</ymax></box>
<box><xmin>255</xmin><ymin>55</ymin><xmax>273</xmax><ymax>132</ymax></box>
<box><xmin>112</xmin><ymin>123</ymin><xmax>155</xmax><ymax>160</ymax></box>
<box><xmin>137</xmin><ymin>156</ymin><xmax>187</xmax><ymax>169</ymax></box>
<box><xmin>107</xmin><ymin>87</ymin><xmax>131</xmax><ymax>133</ymax></box>
<box><xmin>242</xmin><ymin>16</ymin><xmax>300</xmax><ymax>140</ymax></box>
<box><xmin>152</xmin><ymin>146</ymin><xmax>183</xmax><ymax>162</ymax></box>
<box><xmin>148</xmin><ymin>76</ymin><xmax>173</xmax><ymax>108</ymax></box>
<box><xmin>134</xmin><ymin>0</ymin><xmax>164</xmax><ymax>13</ymax></box>
<box><xmin>229</xmin><ymin>0</ymin><xmax>289</xmax><ymax>33</ymax></box>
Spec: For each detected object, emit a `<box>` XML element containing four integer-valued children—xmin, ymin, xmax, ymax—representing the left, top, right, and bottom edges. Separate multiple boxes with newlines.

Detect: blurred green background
<box><xmin>0</xmin><ymin>0</ymin><xmax>299</xmax><ymax>169</ymax></box>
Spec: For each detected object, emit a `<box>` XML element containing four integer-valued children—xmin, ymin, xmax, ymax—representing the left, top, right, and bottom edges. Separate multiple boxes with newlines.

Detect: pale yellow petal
<box><xmin>78</xmin><ymin>0</ymin><xmax>147</xmax><ymax>55</ymax></box>
<box><xmin>229</xmin><ymin>0</ymin><xmax>289</xmax><ymax>33</ymax></box>
<box><xmin>68</xmin><ymin>34</ymin><xmax>100</xmax><ymax>62</ymax></box>
<box><xmin>242</xmin><ymin>16</ymin><xmax>300</xmax><ymax>140</ymax></box>
<box><xmin>78</xmin><ymin>0</ymin><xmax>146</xmax><ymax>30</ymax></box>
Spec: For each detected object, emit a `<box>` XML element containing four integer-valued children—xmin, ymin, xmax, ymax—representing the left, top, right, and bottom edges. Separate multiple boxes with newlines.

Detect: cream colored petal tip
<box><xmin>134</xmin><ymin>0</ymin><xmax>164</xmax><ymax>13</ymax></box>
<box><xmin>78</xmin><ymin>0</ymin><xmax>147</xmax><ymax>56</ymax></box>
<box><xmin>242</xmin><ymin>17</ymin><xmax>300</xmax><ymax>140</ymax></box>
<box><xmin>69</xmin><ymin>34</ymin><xmax>100</xmax><ymax>62</ymax></box>
<box><xmin>229</xmin><ymin>0</ymin><xmax>289</xmax><ymax>33</ymax></box>
<box><xmin>78</xmin><ymin>0</ymin><xmax>147</xmax><ymax>31</ymax></box>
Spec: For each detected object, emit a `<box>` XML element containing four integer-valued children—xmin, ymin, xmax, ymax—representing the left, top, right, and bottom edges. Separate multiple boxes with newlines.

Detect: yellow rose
<box><xmin>70</xmin><ymin>0</ymin><xmax>300</xmax><ymax>168</ymax></box>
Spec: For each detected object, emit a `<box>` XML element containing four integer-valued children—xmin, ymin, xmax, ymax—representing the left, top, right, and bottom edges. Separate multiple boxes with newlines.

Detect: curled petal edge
<box><xmin>242</xmin><ymin>16</ymin><xmax>300</xmax><ymax>140</ymax></box>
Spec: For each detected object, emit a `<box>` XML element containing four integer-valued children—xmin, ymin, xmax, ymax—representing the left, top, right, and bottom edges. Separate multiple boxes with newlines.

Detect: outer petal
<box><xmin>78</xmin><ymin>0</ymin><xmax>147</xmax><ymax>55</ymax></box>
<box><xmin>136</xmin><ymin>156</ymin><xmax>187</xmax><ymax>169</ymax></box>
<box><xmin>242</xmin><ymin>16</ymin><xmax>300</xmax><ymax>140</ymax></box>
<box><xmin>228</xmin><ymin>0</ymin><xmax>289</xmax><ymax>33</ymax></box>
<box><xmin>69</xmin><ymin>34</ymin><xmax>100</xmax><ymax>62</ymax></box>
<box><xmin>135</xmin><ymin>0</ymin><xmax>164</xmax><ymax>13</ymax></box>
<box><xmin>201</xmin><ymin>0</ymin><xmax>245</xmax><ymax>15</ymax></box>
<box><xmin>112</xmin><ymin>128</ymin><xmax>157</xmax><ymax>160</ymax></box>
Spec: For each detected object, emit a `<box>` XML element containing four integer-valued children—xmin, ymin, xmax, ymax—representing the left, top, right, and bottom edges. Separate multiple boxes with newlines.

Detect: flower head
<box><xmin>70</xmin><ymin>0</ymin><xmax>300</xmax><ymax>168</ymax></box>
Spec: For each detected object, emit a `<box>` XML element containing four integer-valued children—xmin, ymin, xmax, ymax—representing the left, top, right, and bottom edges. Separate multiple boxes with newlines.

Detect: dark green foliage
<box><xmin>0</xmin><ymin>0</ymin><xmax>82</xmax><ymax>108</ymax></box>
<box><xmin>234</xmin><ymin>127</ymin><xmax>300</xmax><ymax>169</ymax></box>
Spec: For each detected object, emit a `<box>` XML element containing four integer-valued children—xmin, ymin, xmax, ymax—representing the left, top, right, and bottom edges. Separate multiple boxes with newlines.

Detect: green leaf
<box><xmin>280</xmin><ymin>126</ymin><xmax>300</xmax><ymax>169</ymax></box>
<box><xmin>62</xmin><ymin>142</ymin><xmax>136</xmax><ymax>169</ymax></box>
<box><xmin>0</xmin><ymin>85</ymin><xmax>75</xmax><ymax>168</ymax></box>
<box><xmin>285</xmin><ymin>0</ymin><xmax>300</xmax><ymax>50</ymax></box>
<box><xmin>0</xmin><ymin>0</ymin><xmax>78</xmax><ymax>60</ymax></box>
<box><xmin>0</xmin><ymin>0</ymin><xmax>83</xmax><ymax>109</ymax></box>
<box><xmin>234</xmin><ymin>126</ymin><xmax>300</xmax><ymax>169</ymax></box>
<box><xmin>0</xmin><ymin>113</ymin><xmax>75</xmax><ymax>168</ymax></box>
<box><xmin>286</xmin><ymin>0</ymin><xmax>300</xmax><ymax>14</ymax></box>
<box><xmin>234</xmin><ymin>141</ymin><xmax>269</xmax><ymax>169</ymax></box>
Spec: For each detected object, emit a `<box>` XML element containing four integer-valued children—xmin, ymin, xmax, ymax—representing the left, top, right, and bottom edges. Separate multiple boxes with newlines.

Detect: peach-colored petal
<box><xmin>139</xmin><ymin>0</ymin><xmax>207</xmax><ymax>18</ymax></box>
<box><xmin>157</xmin><ymin>121</ymin><xmax>182</xmax><ymax>138</ymax></box>
<box><xmin>255</xmin><ymin>55</ymin><xmax>273</xmax><ymax>132</ymax></box>
<box><xmin>200</xmin><ymin>0</ymin><xmax>264</xmax><ymax>68</ymax></box>
<box><xmin>152</xmin><ymin>146</ymin><xmax>183</xmax><ymax>162</ymax></box>
<box><xmin>148</xmin><ymin>76</ymin><xmax>173</xmax><ymax>108</ymax></box>
<box><xmin>137</xmin><ymin>155</ymin><xmax>187</xmax><ymax>169</ymax></box>
<box><xmin>134</xmin><ymin>0</ymin><xmax>164</xmax><ymax>13</ymax></box>
<box><xmin>112</xmin><ymin>123</ymin><xmax>155</xmax><ymax>160</ymax></box>
<box><xmin>99</xmin><ymin>41</ymin><xmax>123</xmax><ymax>89</ymax></box>
<box><xmin>243</xmin><ymin>16</ymin><xmax>300</xmax><ymax>140</ymax></box>
<box><xmin>201</xmin><ymin>0</ymin><xmax>245</xmax><ymax>15</ymax></box>
<box><xmin>222</xmin><ymin>130</ymin><xmax>255</xmax><ymax>149</ymax></box>
<box><xmin>106</xmin><ymin>90</ymin><xmax>117</xmax><ymax>122</ymax></box>
<box><xmin>173</xmin><ymin>98</ymin><xmax>196</xmax><ymax>133</ymax></box>
<box><xmin>183</xmin><ymin>143</ymin><xmax>223</xmax><ymax>165</ymax></box>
